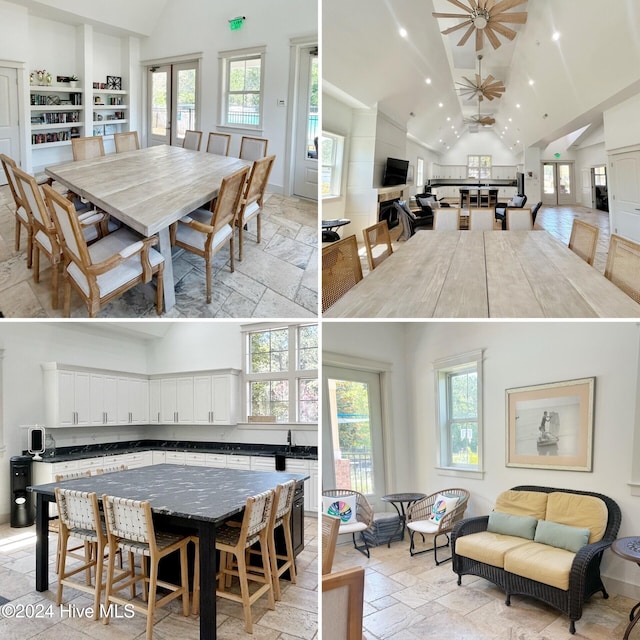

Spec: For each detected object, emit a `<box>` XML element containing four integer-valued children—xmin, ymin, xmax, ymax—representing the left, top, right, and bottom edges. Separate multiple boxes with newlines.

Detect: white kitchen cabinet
<box><xmin>107</xmin><ymin>451</ymin><xmax>152</xmax><ymax>469</ymax></box>
<box><xmin>90</xmin><ymin>374</ymin><xmax>117</xmax><ymax>426</ymax></box>
<box><xmin>250</xmin><ymin>456</ymin><xmax>275</xmax><ymax>472</ymax></box>
<box><xmin>117</xmin><ymin>377</ymin><xmax>149</xmax><ymax>425</ymax></box>
<box><xmin>285</xmin><ymin>459</ymin><xmax>312</xmax><ymax>512</ymax></box>
<box><xmin>77</xmin><ymin>456</ymin><xmax>105</xmax><ymax>475</ymax></box>
<box><xmin>185</xmin><ymin>452</ymin><xmax>207</xmax><ymax>466</ymax></box>
<box><xmin>227</xmin><ymin>455</ymin><xmax>251</xmax><ymax>470</ymax></box>
<box><xmin>193</xmin><ymin>372</ymin><xmax>238</xmax><ymax>425</ymax></box>
<box><xmin>43</xmin><ymin>364</ymin><xmax>91</xmax><ymax>427</ymax></box>
<box><xmin>204</xmin><ymin>453</ymin><xmax>227</xmax><ymax>468</ymax></box>
<box><xmin>152</xmin><ymin>450</ymin><xmax>166</xmax><ymax>465</ymax></box>
<box><xmin>149</xmin><ymin>379</ymin><xmax>161</xmax><ymax>424</ymax></box>
<box><xmin>165</xmin><ymin>451</ymin><xmax>186</xmax><ymax>465</ymax></box>
<box><xmin>161</xmin><ymin>377</ymin><xmax>194</xmax><ymax>424</ymax></box>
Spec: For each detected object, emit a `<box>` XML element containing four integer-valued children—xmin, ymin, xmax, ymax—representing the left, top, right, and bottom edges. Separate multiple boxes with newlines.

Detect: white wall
<box><xmin>440</xmin><ymin>131</ymin><xmax>519</xmax><ymax>166</ymax></box>
<box><xmin>0</xmin><ymin>1</ymin><xmax>28</xmax><ymax>62</ymax></box>
<box><xmin>604</xmin><ymin>93</ymin><xmax>640</xmax><ymax>152</ymax></box>
<box><xmin>373</xmin><ymin>112</ymin><xmax>407</xmax><ymax>188</ymax></box>
<box><xmin>406</xmin><ymin>138</ymin><xmax>439</xmax><ymax>197</ymax></box>
<box><xmin>575</xmin><ymin>142</ymin><xmax>607</xmax><ymax>207</ymax></box>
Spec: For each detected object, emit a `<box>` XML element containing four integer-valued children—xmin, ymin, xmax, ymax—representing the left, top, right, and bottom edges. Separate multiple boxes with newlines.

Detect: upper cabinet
<box><xmin>193</xmin><ymin>373</ymin><xmax>239</xmax><ymax>425</ymax></box>
<box><xmin>49</xmin><ymin>367</ymin><xmax>90</xmax><ymax>427</ymax></box>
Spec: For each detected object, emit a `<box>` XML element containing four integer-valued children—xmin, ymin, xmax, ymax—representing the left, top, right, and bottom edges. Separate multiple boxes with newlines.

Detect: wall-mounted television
<box><xmin>383</xmin><ymin>157</ymin><xmax>409</xmax><ymax>187</ymax></box>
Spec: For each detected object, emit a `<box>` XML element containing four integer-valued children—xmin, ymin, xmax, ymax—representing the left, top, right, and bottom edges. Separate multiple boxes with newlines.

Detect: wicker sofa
<box><xmin>451</xmin><ymin>485</ymin><xmax>621</xmax><ymax>634</ymax></box>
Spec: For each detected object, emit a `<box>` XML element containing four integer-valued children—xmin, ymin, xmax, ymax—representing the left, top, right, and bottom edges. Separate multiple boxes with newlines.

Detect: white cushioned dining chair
<box><xmin>322</xmin><ymin>489</ymin><xmax>374</xmax><ymax>558</ymax></box>
<box><xmin>13</xmin><ymin>166</ymin><xmax>104</xmax><ymax>310</ymax></box>
<box><xmin>113</xmin><ymin>131</ymin><xmax>140</xmax><ymax>153</ymax></box>
<box><xmin>1</xmin><ymin>153</ymin><xmax>33</xmax><ymax>267</ymax></box>
<box><xmin>102</xmin><ymin>494</ymin><xmax>191</xmax><ymax>640</ymax></box>
<box><xmin>170</xmin><ymin>165</ymin><xmax>250</xmax><ymax>303</ymax></box>
<box><xmin>72</xmin><ymin>136</ymin><xmax>105</xmax><ymax>161</ymax></box>
<box><xmin>506</xmin><ymin>208</ymin><xmax>533</xmax><ymax>230</ymax></box>
<box><xmin>604</xmin><ymin>234</ymin><xmax>640</xmax><ymax>304</ymax></box>
<box><xmin>322</xmin><ymin>567</ymin><xmax>365</xmax><ymax>640</ymax></box>
<box><xmin>237</xmin><ymin>155</ymin><xmax>275</xmax><ymax>261</ymax></box>
<box><xmin>43</xmin><ymin>184</ymin><xmax>165</xmax><ymax>317</ymax></box>
<box><xmin>434</xmin><ymin>208</ymin><xmax>461</xmax><ymax>231</ymax></box>
<box><xmin>468</xmin><ymin>208</ymin><xmax>495</xmax><ymax>231</ymax></box>
<box><xmin>182</xmin><ymin>129</ymin><xmax>203</xmax><ymax>151</ymax></box>
<box><xmin>206</xmin><ymin>132</ymin><xmax>231</xmax><ymax>156</ymax></box>
<box><xmin>568</xmin><ymin>219</ymin><xmax>599</xmax><ymax>266</ymax></box>
<box><xmin>239</xmin><ymin>136</ymin><xmax>269</xmax><ymax>161</ymax></box>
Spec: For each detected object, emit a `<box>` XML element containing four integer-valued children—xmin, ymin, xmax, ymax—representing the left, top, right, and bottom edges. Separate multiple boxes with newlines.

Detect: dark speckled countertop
<box><xmin>26</xmin><ymin>439</ymin><xmax>317</xmax><ymax>463</ymax></box>
<box><xmin>29</xmin><ymin>464</ymin><xmax>309</xmax><ymax>523</ymax></box>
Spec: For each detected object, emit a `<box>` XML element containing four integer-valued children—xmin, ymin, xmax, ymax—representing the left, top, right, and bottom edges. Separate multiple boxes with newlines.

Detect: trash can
<box><xmin>10</xmin><ymin>455</ymin><xmax>33</xmax><ymax>528</ymax></box>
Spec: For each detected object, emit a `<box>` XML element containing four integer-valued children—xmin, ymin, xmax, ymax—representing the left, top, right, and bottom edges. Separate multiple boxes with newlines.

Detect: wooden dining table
<box><xmin>324</xmin><ymin>230</ymin><xmax>640</xmax><ymax>318</ymax></box>
<box><xmin>45</xmin><ymin>145</ymin><xmax>251</xmax><ymax>311</ymax></box>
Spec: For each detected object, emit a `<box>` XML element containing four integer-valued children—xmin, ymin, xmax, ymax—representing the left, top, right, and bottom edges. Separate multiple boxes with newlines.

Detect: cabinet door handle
<box><xmin>158</xmin><ymin>412</ymin><xmax>160</xmax><ymax>422</ymax></box>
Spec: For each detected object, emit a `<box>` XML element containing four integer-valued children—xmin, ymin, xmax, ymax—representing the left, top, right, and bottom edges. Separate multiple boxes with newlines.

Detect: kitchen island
<box><xmin>29</xmin><ymin>464</ymin><xmax>309</xmax><ymax>640</ymax></box>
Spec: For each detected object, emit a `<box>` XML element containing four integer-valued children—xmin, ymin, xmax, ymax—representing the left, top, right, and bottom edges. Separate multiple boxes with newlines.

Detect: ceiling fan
<box><xmin>465</xmin><ymin>113</ymin><xmax>496</xmax><ymax>127</ymax></box>
<box><xmin>433</xmin><ymin>0</ymin><xmax>528</xmax><ymax>51</ymax></box>
<box><xmin>457</xmin><ymin>55</ymin><xmax>505</xmax><ymax>101</ymax></box>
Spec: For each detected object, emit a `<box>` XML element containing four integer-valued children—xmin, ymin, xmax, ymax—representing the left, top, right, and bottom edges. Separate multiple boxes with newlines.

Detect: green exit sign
<box><xmin>229</xmin><ymin>17</ymin><xmax>244</xmax><ymax>31</ymax></box>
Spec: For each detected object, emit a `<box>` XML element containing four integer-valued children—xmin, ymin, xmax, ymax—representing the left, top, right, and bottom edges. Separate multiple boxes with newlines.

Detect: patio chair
<box><xmin>322</xmin><ymin>489</ymin><xmax>374</xmax><ymax>558</ymax></box>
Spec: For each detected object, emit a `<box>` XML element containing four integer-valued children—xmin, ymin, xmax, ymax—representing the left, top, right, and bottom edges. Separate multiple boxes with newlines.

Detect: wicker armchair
<box><xmin>323</xmin><ymin>489</ymin><xmax>374</xmax><ymax>558</ymax></box>
<box><xmin>406</xmin><ymin>488</ymin><xmax>470</xmax><ymax>564</ymax></box>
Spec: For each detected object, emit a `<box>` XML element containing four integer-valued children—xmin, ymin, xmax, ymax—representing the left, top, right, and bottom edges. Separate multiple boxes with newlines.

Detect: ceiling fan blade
<box><xmin>442</xmin><ymin>20</ymin><xmax>473</xmax><ymax>35</ymax></box>
<box><xmin>468</xmin><ymin>0</ymin><xmax>479</xmax><ymax>9</ymax></box>
<box><xmin>490</xmin><ymin>0</ymin><xmax>528</xmax><ymax>14</ymax></box>
<box><xmin>485</xmin><ymin>25</ymin><xmax>502</xmax><ymax>49</ymax></box>
<box><xmin>485</xmin><ymin>0</ymin><xmax>497</xmax><ymax>10</ymax></box>
<box><xmin>490</xmin><ymin>21</ymin><xmax>517</xmax><ymax>40</ymax></box>
<box><xmin>432</xmin><ymin>12</ymin><xmax>474</xmax><ymax>18</ymax></box>
<box><xmin>456</xmin><ymin>23</ymin><xmax>476</xmax><ymax>45</ymax></box>
<box><xmin>490</xmin><ymin>11</ymin><xmax>528</xmax><ymax>24</ymax></box>
<box><xmin>446</xmin><ymin>0</ymin><xmax>474</xmax><ymax>13</ymax></box>
<box><xmin>475</xmin><ymin>26</ymin><xmax>484</xmax><ymax>51</ymax></box>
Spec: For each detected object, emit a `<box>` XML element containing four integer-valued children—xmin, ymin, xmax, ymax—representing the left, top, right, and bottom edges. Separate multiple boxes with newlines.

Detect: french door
<box><xmin>0</xmin><ymin>67</ymin><xmax>20</xmax><ymax>185</ymax></box>
<box><xmin>147</xmin><ymin>62</ymin><xmax>198</xmax><ymax>147</ymax></box>
<box><xmin>543</xmin><ymin>162</ymin><xmax>574</xmax><ymax>205</ymax></box>
<box><xmin>322</xmin><ymin>366</ymin><xmax>386</xmax><ymax>511</ymax></box>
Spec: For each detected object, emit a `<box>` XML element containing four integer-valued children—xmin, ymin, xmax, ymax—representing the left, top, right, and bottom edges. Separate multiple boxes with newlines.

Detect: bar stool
<box><xmin>268</xmin><ymin>481</ymin><xmax>297</xmax><ymax>600</ymax></box>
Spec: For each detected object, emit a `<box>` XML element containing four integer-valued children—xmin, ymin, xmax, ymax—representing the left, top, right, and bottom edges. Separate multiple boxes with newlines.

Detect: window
<box><xmin>244</xmin><ymin>324</ymin><xmax>318</xmax><ymax>423</ymax></box>
<box><xmin>417</xmin><ymin>157</ymin><xmax>424</xmax><ymax>189</ymax></box>
<box><xmin>219</xmin><ymin>47</ymin><xmax>265</xmax><ymax>129</ymax></box>
<box><xmin>434</xmin><ymin>350</ymin><xmax>483</xmax><ymax>475</ymax></box>
<box><xmin>468</xmin><ymin>155</ymin><xmax>492</xmax><ymax>180</ymax></box>
<box><xmin>594</xmin><ymin>166</ymin><xmax>607</xmax><ymax>186</ymax></box>
<box><xmin>321</xmin><ymin>131</ymin><xmax>345</xmax><ymax>198</ymax></box>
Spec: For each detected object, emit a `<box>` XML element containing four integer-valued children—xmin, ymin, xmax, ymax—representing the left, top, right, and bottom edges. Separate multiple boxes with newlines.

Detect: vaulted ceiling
<box><xmin>323</xmin><ymin>0</ymin><xmax>640</xmax><ymax>155</ymax></box>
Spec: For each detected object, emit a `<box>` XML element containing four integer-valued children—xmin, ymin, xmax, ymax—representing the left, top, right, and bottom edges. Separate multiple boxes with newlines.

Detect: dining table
<box><xmin>28</xmin><ymin>464</ymin><xmax>308</xmax><ymax>640</ymax></box>
<box><xmin>45</xmin><ymin>145</ymin><xmax>251</xmax><ymax>311</ymax></box>
<box><xmin>324</xmin><ymin>230</ymin><xmax>640</xmax><ymax>318</ymax></box>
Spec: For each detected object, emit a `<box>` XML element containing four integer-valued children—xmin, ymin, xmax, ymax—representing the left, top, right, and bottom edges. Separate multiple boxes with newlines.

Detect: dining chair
<box><xmin>236</xmin><ymin>155</ymin><xmax>275</xmax><ymax>260</ymax></box>
<box><xmin>239</xmin><ymin>136</ymin><xmax>269</xmax><ymax>161</ymax></box>
<box><xmin>468</xmin><ymin>208</ymin><xmax>495</xmax><ymax>231</ymax></box>
<box><xmin>506</xmin><ymin>207</ymin><xmax>533</xmax><ymax>230</ymax></box>
<box><xmin>182</xmin><ymin>130</ymin><xmax>203</xmax><ymax>151</ymax></box>
<box><xmin>55</xmin><ymin>488</ymin><xmax>107</xmax><ymax>620</ymax></box>
<box><xmin>71</xmin><ymin>136</ymin><xmax>105</xmax><ymax>161</ymax></box>
<box><xmin>170</xmin><ymin>165</ymin><xmax>250</xmax><ymax>303</ymax></box>
<box><xmin>13</xmin><ymin>166</ymin><xmax>104</xmax><ymax>310</ymax></box>
<box><xmin>363</xmin><ymin>220</ymin><xmax>393</xmax><ymax>270</ymax></box>
<box><xmin>433</xmin><ymin>208</ymin><xmax>461</xmax><ymax>231</ymax></box>
<box><xmin>322</xmin><ymin>235</ymin><xmax>363</xmax><ymax>312</ymax></box>
<box><xmin>322</xmin><ymin>514</ymin><xmax>341</xmax><ymax>575</ymax></box>
<box><xmin>604</xmin><ymin>234</ymin><xmax>640</xmax><ymax>303</ymax></box>
<box><xmin>322</xmin><ymin>567</ymin><xmax>365</xmax><ymax>640</ymax></box>
<box><xmin>206</xmin><ymin>131</ymin><xmax>231</xmax><ymax>156</ymax></box>
<box><xmin>406</xmin><ymin>489</ymin><xmax>470</xmax><ymax>564</ymax></box>
<box><xmin>322</xmin><ymin>489</ymin><xmax>374</xmax><ymax>557</ymax></box>
<box><xmin>113</xmin><ymin>131</ymin><xmax>140</xmax><ymax>153</ymax></box>
<box><xmin>43</xmin><ymin>185</ymin><xmax>165</xmax><ymax>317</ymax></box>
<box><xmin>568</xmin><ymin>219</ymin><xmax>599</xmax><ymax>266</ymax></box>
<box><xmin>1</xmin><ymin>153</ymin><xmax>33</xmax><ymax>267</ymax></box>
<box><xmin>102</xmin><ymin>494</ymin><xmax>191</xmax><ymax>640</ymax></box>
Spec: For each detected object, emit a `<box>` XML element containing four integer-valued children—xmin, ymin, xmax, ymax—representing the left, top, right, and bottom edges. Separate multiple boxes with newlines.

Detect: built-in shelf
<box><xmin>30</xmin><ymin>140</ymin><xmax>73</xmax><ymax>149</ymax></box>
<box><xmin>30</xmin><ymin>85</ymin><xmax>83</xmax><ymax>93</ymax></box>
<box><xmin>32</xmin><ymin>122</ymin><xmax>85</xmax><ymax>131</ymax></box>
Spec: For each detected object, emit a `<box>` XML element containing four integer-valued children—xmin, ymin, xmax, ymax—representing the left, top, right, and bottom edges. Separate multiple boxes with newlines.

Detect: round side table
<box><xmin>381</xmin><ymin>493</ymin><xmax>427</xmax><ymax>548</ymax></box>
<box><xmin>612</xmin><ymin>537</ymin><xmax>640</xmax><ymax>639</ymax></box>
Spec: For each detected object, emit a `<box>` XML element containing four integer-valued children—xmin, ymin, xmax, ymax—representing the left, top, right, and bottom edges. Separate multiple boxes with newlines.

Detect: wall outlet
<box><xmin>277</xmin><ymin>99</ymin><xmax>286</xmax><ymax>107</ymax></box>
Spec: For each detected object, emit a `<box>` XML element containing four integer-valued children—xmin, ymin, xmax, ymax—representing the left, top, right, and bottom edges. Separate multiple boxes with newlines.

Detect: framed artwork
<box><xmin>506</xmin><ymin>377</ymin><xmax>595</xmax><ymax>471</ymax></box>
<box><xmin>106</xmin><ymin>75</ymin><xmax>122</xmax><ymax>90</ymax></box>
<box><xmin>93</xmin><ymin>125</ymin><xmax>104</xmax><ymax>137</ymax></box>
<box><xmin>105</xmin><ymin>124</ymin><xmax>118</xmax><ymax>135</ymax></box>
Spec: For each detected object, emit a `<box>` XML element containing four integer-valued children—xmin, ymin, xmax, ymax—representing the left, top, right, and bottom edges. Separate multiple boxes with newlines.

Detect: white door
<box><xmin>148</xmin><ymin>65</ymin><xmax>171</xmax><ymax>147</ymax></box>
<box><xmin>323</xmin><ymin>366</ymin><xmax>387</xmax><ymax>511</ymax></box>
<box><xmin>542</xmin><ymin>162</ymin><xmax>574</xmax><ymax>205</ymax></box>
<box><xmin>0</xmin><ymin>67</ymin><xmax>20</xmax><ymax>186</ymax></box>
<box><xmin>609</xmin><ymin>151</ymin><xmax>640</xmax><ymax>242</ymax></box>
<box><xmin>292</xmin><ymin>46</ymin><xmax>318</xmax><ymax>200</ymax></box>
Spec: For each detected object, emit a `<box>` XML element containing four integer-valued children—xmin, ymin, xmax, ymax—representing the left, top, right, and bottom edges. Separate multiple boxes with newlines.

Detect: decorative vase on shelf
<box><xmin>37</xmin><ymin>71</ymin><xmax>45</xmax><ymax>85</ymax></box>
<box><xmin>45</xmin><ymin>73</ymin><xmax>52</xmax><ymax>86</ymax></box>
<box><xmin>69</xmin><ymin>80</ymin><xmax>78</xmax><ymax>88</ymax></box>
<box><xmin>29</xmin><ymin>72</ymin><xmax>34</xmax><ymax>85</ymax></box>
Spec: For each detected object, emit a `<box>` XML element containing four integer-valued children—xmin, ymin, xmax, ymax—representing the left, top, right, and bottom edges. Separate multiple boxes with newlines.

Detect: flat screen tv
<box><xmin>383</xmin><ymin>157</ymin><xmax>409</xmax><ymax>186</ymax></box>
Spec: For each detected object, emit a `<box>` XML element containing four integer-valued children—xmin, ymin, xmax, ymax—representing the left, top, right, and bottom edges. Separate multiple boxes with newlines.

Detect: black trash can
<box><xmin>10</xmin><ymin>456</ymin><xmax>33</xmax><ymax>528</ymax></box>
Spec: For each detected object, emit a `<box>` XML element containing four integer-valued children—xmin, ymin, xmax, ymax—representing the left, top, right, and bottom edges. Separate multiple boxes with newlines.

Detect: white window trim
<box><xmin>218</xmin><ymin>45</ymin><xmax>266</xmax><ymax>132</ymax></box>
<box><xmin>321</xmin><ymin>130</ymin><xmax>345</xmax><ymax>199</ymax></box>
<box><xmin>434</xmin><ymin>349</ymin><xmax>484</xmax><ymax>479</ymax></box>
<box><xmin>241</xmin><ymin>322</ymin><xmax>317</xmax><ymax>428</ymax></box>
<box><xmin>468</xmin><ymin>155</ymin><xmax>492</xmax><ymax>180</ymax></box>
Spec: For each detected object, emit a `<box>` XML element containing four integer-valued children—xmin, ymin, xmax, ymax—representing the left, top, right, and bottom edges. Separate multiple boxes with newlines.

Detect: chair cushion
<box><xmin>407</xmin><ymin>519</ymin><xmax>440</xmax><ymax>535</ymax></box>
<box><xmin>339</xmin><ymin>521</ymin><xmax>368</xmax><ymax>534</ymax></box>
<box><xmin>455</xmin><ymin>531</ymin><xmax>531</xmax><ymax>568</ymax></box>
<box><xmin>508</xmin><ymin>195</ymin><xmax>525</xmax><ymax>207</ymax></box>
<box><xmin>16</xmin><ymin>205</ymin><xmax>28</xmax><ymax>223</ymax></box>
<box><xmin>503</xmin><ymin>541</ymin><xmax>575</xmax><ymax>590</ymax></box>
<box><xmin>175</xmin><ymin>208</ymin><xmax>232</xmax><ymax>253</ymax></box>
<box><xmin>494</xmin><ymin>490</ymin><xmax>548</xmax><ymax>520</ymax></box>
<box><xmin>67</xmin><ymin>227</ymin><xmax>164</xmax><ymax>299</ymax></box>
<box><xmin>534</xmin><ymin>520</ymin><xmax>590</xmax><ymax>553</ymax></box>
<box><xmin>545</xmin><ymin>492</ymin><xmax>607</xmax><ymax>543</ymax></box>
<box><xmin>243</xmin><ymin>201</ymin><xmax>260</xmax><ymax>222</ymax></box>
<box><xmin>323</xmin><ymin>495</ymin><xmax>357</xmax><ymax>525</ymax></box>
<box><xmin>35</xmin><ymin>230</ymin><xmax>52</xmax><ymax>254</ymax></box>
<box><xmin>487</xmin><ymin>511</ymin><xmax>538</xmax><ymax>540</ymax></box>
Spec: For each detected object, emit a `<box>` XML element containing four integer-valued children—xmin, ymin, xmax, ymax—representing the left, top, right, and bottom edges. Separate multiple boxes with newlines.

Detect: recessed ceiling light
<box><xmin>439</xmin><ymin>139</ymin><xmax>443</xmax><ymax>143</ymax></box>
<box><xmin>446</xmin><ymin>116</ymin><xmax>451</xmax><ymax>121</ymax></box>
<box><xmin>552</xmin><ymin>32</ymin><xmax>561</xmax><ymax>41</ymax></box>
<box><xmin>528</xmin><ymin>79</ymin><xmax>535</xmax><ymax>86</ymax></box>
<box><xmin>508</xmin><ymin>118</ymin><xmax>513</xmax><ymax>122</ymax></box>
<box><xmin>516</xmin><ymin>104</ymin><xmax>521</xmax><ymax>109</ymax></box>
<box><xmin>438</xmin><ymin>102</ymin><xmax>444</xmax><ymax>108</ymax></box>
<box><xmin>425</xmin><ymin>78</ymin><xmax>432</xmax><ymax>85</ymax></box>
<box><xmin>516</xmin><ymin>140</ymin><xmax>520</xmax><ymax>144</ymax></box>
<box><xmin>457</xmin><ymin>135</ymin><xmax>460</xmax><ymax>138</ymax></box>
<box><xmin>451</xmin><ymin>125</ymin><xmax>455</xmax><ymax>129</ymax></box>
<box><xmin>504</xmin><ymin>126</ymin><xmax>508</xmax><ymax>130</ymax></box>
<box><xmin>399</xmin><ymin>27</ymin><xmax>407</xmax><ymax>38</ymax></box>
<box><xmin>454</xmin><ymin>131</ymin><xmax>458</xmax><ymax>134</ymax></box>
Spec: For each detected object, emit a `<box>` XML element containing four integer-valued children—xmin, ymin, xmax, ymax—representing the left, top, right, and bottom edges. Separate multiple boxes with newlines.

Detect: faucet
<box><xmin>287</xmin><ymin>430</ymin><xmax>292</xmax><ymax>452</ymax></box>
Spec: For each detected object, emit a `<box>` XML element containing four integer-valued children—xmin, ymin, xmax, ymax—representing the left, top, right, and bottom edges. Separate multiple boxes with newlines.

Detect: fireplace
<box><xmin>378</xmin><ymin>198</ymin><xmax>400</xmax><ymax>229</ymax></box>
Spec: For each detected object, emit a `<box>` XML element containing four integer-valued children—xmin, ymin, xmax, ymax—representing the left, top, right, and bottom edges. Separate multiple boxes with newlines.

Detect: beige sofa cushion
<box><xmin>503</xmin><ymin>541</ymin><xmax>575</xmax><ymax>590</ymax></box>
<box><xmin>455</xmin><ymin>531</ymin><xmax>531</xmax><ymax>568</ymax></box>
<box><xmin>495</xmin><ymin>490</ymin><xmax>548</xmax><ymax>520</ymax></box>
<box><xmin>545</xmin><ymin>492</ymin><xmax>607</xmax><ymax>543</ymax></box>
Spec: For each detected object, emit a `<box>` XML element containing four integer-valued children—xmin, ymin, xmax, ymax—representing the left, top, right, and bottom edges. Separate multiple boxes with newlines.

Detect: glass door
<box><xmin>543</xmin><ymin>162</ymin><xmax>574</xmax><ymax>205</ymax></box>
<box><xmin>323</xmin><ymin>366</ymin><xmax>386</xmax><ymax>511</ymax></box>
<box><xmin>148</xmin><ymin>66</ymin><xmax>170</xmax><ymax>146</ymax></box>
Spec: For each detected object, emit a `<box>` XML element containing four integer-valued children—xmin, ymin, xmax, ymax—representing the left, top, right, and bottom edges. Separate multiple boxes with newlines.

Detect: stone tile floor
<box><xmin>331</xmin><ymin>536</ymin><xmax>635</xmax><ymax>640</ymax></box>
<box><xmin>0</xmin><ymin>185</ymin><xmax>318</xmax><ymax>318</ymax></box>
<box><xmin>0</xmin><ymin>517</ymin><xmax>317</xmax><ymax>639</ymax></box>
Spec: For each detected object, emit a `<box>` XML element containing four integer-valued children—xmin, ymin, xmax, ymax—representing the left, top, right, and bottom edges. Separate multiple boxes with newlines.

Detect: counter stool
<box><xmin>268</xmin><ymin>480</ymin><xmax>297</xmax><ymax>600</ymax></box>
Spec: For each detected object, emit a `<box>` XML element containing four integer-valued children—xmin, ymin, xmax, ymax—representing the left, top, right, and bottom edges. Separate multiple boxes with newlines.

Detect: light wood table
<box><xmin>324</xmin><ymin>230</ymin><xmax>640</xmax><ymax>318</ymax></box>
<box><xmin>46</xmin><ymin>145</ymin><xmax>251</xmax><ymax>311</ymax></box>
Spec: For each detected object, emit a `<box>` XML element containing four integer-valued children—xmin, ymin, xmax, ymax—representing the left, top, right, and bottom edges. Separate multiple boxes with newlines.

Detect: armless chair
<box><xmin>506</xmin><ymin>208</ymin><xmax>533</xmax><ymax>230</ymax></box>
<box><xmin>71</xmin><ymin>136</ymin><xmax>105</xmax><ymax>161</ymax></box>
<box><xmin>322</xmin><ymin>489</ymin><xmax>374</xmax><ymax>557</ymax></box>
<box><xmin>43</xmin><ymin>185</ymin><xmax>164</xmax><ymax>317</ymax></box>
<box><xmin>604</xmin><ymin>234</ymin><xmax>640</xmax><ymax>303</ymax></box>
<box><xmin>182</xmin><ymin>130</ymin><xmax>203</xmax><ymax>151</ymax></box>
<box><xmin>322</xmin><ymin>235</ymin><xmax>363</xmax><ymax>312</ymax></box>
<box><xmin>434</xmin><ymin>208</ymin><xmax>461</xmax><ymax>231</ymax></box>
<box><xmin>206</xmin><ymin>132</ymin><xmax>231</xmax><ymax>156</ymax></box>
<box><xmin>496</xmin><ymin>194</ymin><xmax>527</xmax><ymax>230</ymax></box>
<box><xmin>568</xmin><ymin>219</ymin><xmax>599</xmax><ymax>265</ymax></box>
<box><xmin>171</xmin><ymin>165</ymin><xmax>250</xmax><ymax>303</ymax></box>
<box><xmin>322</xmin><ymin>567</ymin><xmax>365</xmax><ymax>640</ymax></box>
<box><xmin>363</xmin><ymin>220</ymin><xmax>393</xmax><ymax>270</ymax></box>
<box><xmin>240</xmin><ymin>136</ymin><xmax>269</xmax><ymax>161</ymax></box>
<box><xmin>113</xmin><ymin>131</ymin><xmax>140</xmax><ymax>153</ymax></box>
<box><xmin>236</xmin><ymin>155</ymin><xmax>275</xmax><ymax>260</ymax></box>
<box><xmin>322</xmin><ymin>514</ymin><xmax>341</xmax><ymax>575</ymax></box>
<box><xmin>1</xmin><ymin>153</ymin><xmax>33</xmax><ymax>267</ymax></box>
<box><xmin>468</xmin><ymin>208</ymin><xmax>495</xmax><ymax>231</ymax></box>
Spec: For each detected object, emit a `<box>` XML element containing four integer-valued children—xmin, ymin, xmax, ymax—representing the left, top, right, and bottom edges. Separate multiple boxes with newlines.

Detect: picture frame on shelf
<box><xmin>505</xmin><ymin>377</ymin><xmax>595</xmax><ymax>472</ymax></box>
<box><xmin>106</xmin><ymin>75</ymin><xmax>122</xmax><ymax>90</ymax></box>
<box><xmin>93</xmin><ymin>82</ymin><xmax>100</xmax><ymax>89</ymax></box>
<box><xmin>105</xmin><ymin>124</ymin><xmax>118</xmax><ymax>135</ymax></box>
<box><xmin>93</xmin><ymin>125</ymin><xmax>104</xmax><ymax>137</ymax></box>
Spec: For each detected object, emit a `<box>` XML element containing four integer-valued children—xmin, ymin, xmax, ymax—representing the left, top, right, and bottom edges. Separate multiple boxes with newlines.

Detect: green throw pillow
<box><xmin>487</xmin><ymin>511</ymin><xmax>538</xmax><ymax>540</ymax></box>
<box><xmin>534</xmin><ymin>520</ymin><xmax>590</xmax><ymax>553</ymax></box>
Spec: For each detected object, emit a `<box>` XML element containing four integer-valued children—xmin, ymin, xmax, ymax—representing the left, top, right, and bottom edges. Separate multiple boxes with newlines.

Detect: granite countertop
<box><xmin>27</xmin><ymin>439</ymin><xmax>318</xmax><ymax>463</ymax></box>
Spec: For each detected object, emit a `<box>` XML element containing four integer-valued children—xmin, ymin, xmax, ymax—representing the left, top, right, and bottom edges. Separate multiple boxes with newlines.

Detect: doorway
<box><xmin>147</xmin><ymin>62</ymin><xmax>198</xmax><ymax>147</ymax></box>
<box><xmin>322</xmin><ymin>366</ymin><xmax>386</xmax><ymax>511</ymax></box>
<box><xmin>292</xmin><ymin>45</ymin><xmax>318</xmax><ymax>200</ymax></box>
<box><xmin>542</xmin><ymin>162</ymin><xmax>575</xmax><ymax>205</ymax></box>
<box><xmin>591</xmin><ymin>166</ymin><xmax>608</xmax><ymax>212</ymax></box>
<box><xmin>0</xmin><ymin>67</ymin><xmax>20</xmax><ymax>186</ymax></box>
